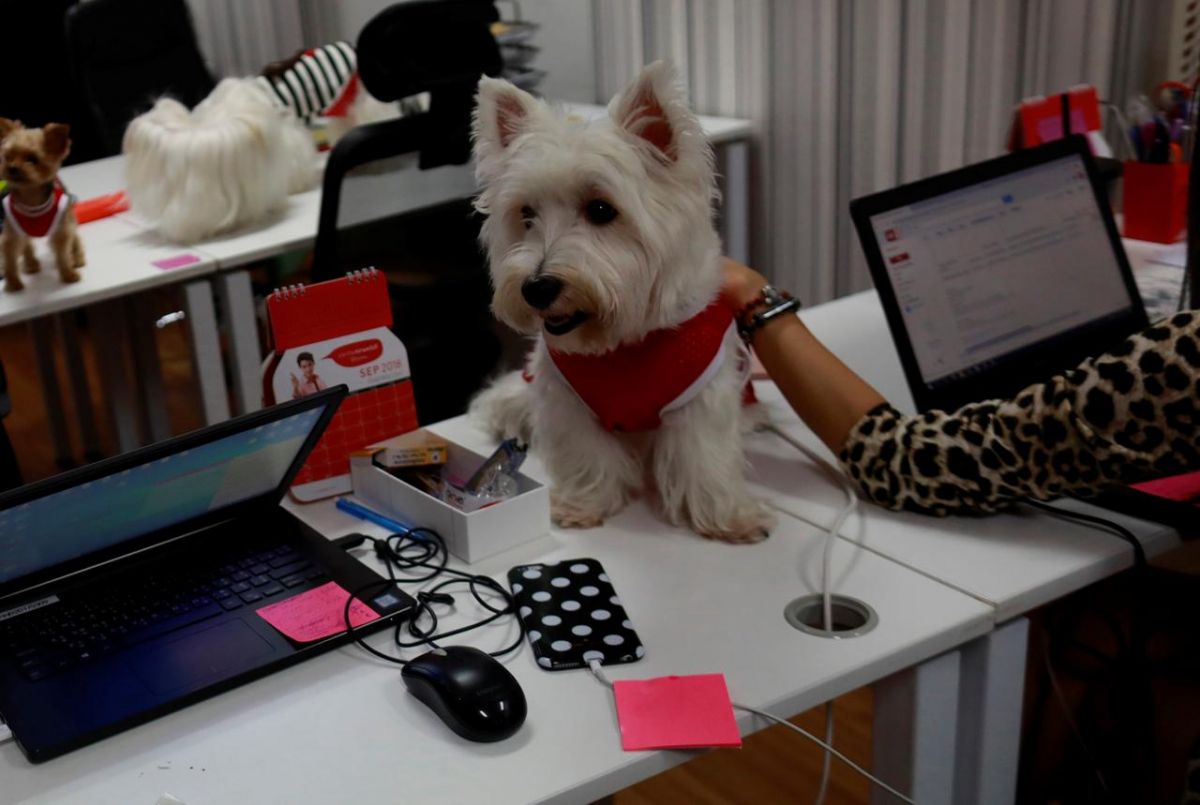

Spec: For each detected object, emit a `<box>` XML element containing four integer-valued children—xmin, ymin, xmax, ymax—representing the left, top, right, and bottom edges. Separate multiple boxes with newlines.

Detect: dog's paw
<box><xmin>4</xmin><ymin>277</ymin><xmax>23</xmax><ymax>293</ymax></box>
<box><xmin>22</xmin><ymin>257</ymin><xmax>40</xmax><ymax>275</ymax></box>
<box><xmin>59</xmin><ymin>269</ymin><xmax>81</xmax><ymax>284</ymax></box>
<box><xmin>696</xmin><ymin>499</ymin><xmax>775</xmax><ymax>545</ymax></box>
<box><xmin>551</xmin><ymin>496</ymin><xmax>607</xmax><ymax>529</ymax></box>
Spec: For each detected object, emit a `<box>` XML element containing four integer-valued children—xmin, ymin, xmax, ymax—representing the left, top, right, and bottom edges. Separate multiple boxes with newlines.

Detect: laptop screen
<box><xmin>865</xmin><ymin>153</ymin><xmax>1136</xmax><ymax>389</ymax></box>
<box><xmin>0</xmin><ymin>406</ymin><xmax>326</xmax><ymax>587</ymax></box>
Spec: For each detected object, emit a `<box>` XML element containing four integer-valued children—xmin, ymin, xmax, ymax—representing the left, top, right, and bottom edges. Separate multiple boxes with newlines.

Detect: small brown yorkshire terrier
<box><xmin>0</xmin><ymin>119</ymin><xmax>85</xmax><ymax>292</ymax></box>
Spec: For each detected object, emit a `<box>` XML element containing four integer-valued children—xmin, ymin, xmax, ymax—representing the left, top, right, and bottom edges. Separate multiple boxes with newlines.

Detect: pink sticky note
<box><xmin>255</xmin><ymin>581</ymin><xmax>379</xmax><ymax>643</ymax></box>
<box><xmin>153</xmin><ymin>253</ymin><xmax>201</xmax><ymax>270</ymax></box>
<box><xmin>613</xmin><ymin>673</ymin><xmax>742</xmax><ymax>751</ymax></box>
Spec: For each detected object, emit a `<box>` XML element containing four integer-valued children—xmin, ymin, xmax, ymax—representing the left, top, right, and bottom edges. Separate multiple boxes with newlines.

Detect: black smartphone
<box><xmin>507</xmin><ymin>558</ymin><xmax>645</xmax><ymax>671</ymax></box>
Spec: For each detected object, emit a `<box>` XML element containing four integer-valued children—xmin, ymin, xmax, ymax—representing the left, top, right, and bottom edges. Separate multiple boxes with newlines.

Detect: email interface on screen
<box><xmin>0</xmin><ymin>407</ymin><xmax>325</xmax><ymax>587</ymax></box>
<box><xmin>869</xmin><ymin>155</ymin><xmax>1133</xmax><ymax>387</ymax></box>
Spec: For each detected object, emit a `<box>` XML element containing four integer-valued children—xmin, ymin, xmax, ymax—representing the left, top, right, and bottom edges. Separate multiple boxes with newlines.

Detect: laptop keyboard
<box><xmin>0</xmin><ymin>544</ymin><xmax>328</xmax><ymax>684</ymax></box>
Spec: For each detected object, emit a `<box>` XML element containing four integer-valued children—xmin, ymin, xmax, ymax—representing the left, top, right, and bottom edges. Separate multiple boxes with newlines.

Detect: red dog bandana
<box><xmin>543</xmin><ymin>300</ymin><xmax>739</xmax><ymax>433</ymax></box>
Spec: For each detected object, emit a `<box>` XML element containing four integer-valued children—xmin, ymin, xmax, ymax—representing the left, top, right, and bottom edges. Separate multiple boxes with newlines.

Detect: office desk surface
<box><xmin>748</xmin><ymin>291</ymin><xmax>1181</xmax><ymax>620</ymax></box>
<box><xmin>1</xmin><ymin>433</ymin><xmax>990</xmax><ymax>805</ymax></box>
<box><xmin>0</xmin><ymin>216</ymin><xmax>216</xmax><ymax>329</ymax></box>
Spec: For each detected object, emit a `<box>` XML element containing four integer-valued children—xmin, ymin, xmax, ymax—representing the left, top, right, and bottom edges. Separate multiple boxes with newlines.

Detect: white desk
<box><xmin>749</xmin><ymin>284</ymin><xmax>1182</xmax><ymax>620</ymax></box>
<box><xmin>1</xmin><ymin>459</ymin><xmax>992</xmax><ymax>805</ymax></box>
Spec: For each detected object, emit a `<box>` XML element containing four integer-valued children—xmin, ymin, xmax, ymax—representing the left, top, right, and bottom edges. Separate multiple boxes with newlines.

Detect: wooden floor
<box><xmin>0</xmin><ymin>299</ymin><xmax>877</xmax><ymax>804</ymax></box>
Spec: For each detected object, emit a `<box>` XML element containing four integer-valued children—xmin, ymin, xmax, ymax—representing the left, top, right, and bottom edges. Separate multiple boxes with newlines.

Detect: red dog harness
<box><xmin>541</xmin><ymin>300</ymin><xmax>741</xmax><ymax>433</ymax></box>
<box><xmin>2</xmin><ymin>180</ymin><xmax>73</xmax><ymax>239</ymax></box>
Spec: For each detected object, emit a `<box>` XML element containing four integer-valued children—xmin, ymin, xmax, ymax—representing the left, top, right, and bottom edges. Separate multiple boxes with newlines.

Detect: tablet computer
<box><xmin>850</xmin><ymin>136</ymin><xmax>1148</xmax><ymax>413</ymax></box>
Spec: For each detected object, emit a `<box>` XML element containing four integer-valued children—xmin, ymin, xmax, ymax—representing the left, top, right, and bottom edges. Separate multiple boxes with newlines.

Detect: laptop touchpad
<box><xmin>129</xmin><ymin>619</ymin><xmax>276</xmax><ymax>696</ymax></box>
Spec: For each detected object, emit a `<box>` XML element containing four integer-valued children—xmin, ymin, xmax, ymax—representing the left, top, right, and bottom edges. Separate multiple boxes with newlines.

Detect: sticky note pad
<box><xmin>152</xmin><ymin>253</ymin><xmax>201</xmax><ymax>270</ymax></box>
<box><xmin>256</xmin><ymin>581</ymin><xmax>379</xmax><ymax>643</ymax></box>
<box><xmin>613</xmin><ymin>673</ymin><xmax>742</xmax><ymax>751</ymax></box>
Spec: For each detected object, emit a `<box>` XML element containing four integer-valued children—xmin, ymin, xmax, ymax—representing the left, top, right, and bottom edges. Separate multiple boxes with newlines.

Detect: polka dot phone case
<box><xmin>508</xmin><ymin>558</ymin><xmax>645</xmax><ymax>671</ymax></box>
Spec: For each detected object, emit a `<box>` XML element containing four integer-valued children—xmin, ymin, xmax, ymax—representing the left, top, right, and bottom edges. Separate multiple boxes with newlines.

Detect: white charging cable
<box><xmin>585</xmin><ymin>660</ymin><xmax>914</xmax><ymax>804</ymax></box>
<box><xmin>763</xmin><ymin>423</ymin><xmax>862</xmax><ymax>805</ymax></box>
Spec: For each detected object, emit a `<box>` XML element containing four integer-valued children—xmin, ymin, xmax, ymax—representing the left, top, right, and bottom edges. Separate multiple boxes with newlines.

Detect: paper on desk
<box><xmin>613</xmin><ymin>673</ymin><xmax>742</xmax><ymax>751</ymax></box>
<box><xmin>256</xmin><ymin>581</ymin><xmax>379</xmax><ymax>643</ymax></box>
<box><xmin>1149</xmin><ymin>242</ymin><xmax>1186</xmax><ymax>269</ymax></box>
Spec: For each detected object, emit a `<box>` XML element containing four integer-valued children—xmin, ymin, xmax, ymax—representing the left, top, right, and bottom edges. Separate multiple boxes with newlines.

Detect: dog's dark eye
<box><xmin>25</xmin><ymin>155</ymin><xmax>37</xmax><ymax>165</ymax></box>
<box><xmin>584</xmin><ymin>199</ymin><xmax>618</xmax><ymax>226</ymax></box>
<box><xmin>520</xmin><ymin>205</ymin><xmax>536</xmax><ymax>230</ymax></box>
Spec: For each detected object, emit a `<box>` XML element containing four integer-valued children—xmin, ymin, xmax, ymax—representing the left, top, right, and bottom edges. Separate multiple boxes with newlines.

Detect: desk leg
<box><xmin>29</xmin><ymin>318</ymin><xmax>73</xmax><ymax>468</ymax></box>
<box><xmin>56</xmin><ymin>314</ymin><xmax>102</xmax><ymax>462</ymax></box>
<box><xmin>182</xmin><ymin>280</ymin><xmax>230</xmax><ymax>425</ymax></box>
<box><xmin>216</xmin><ymin>270</ymin><xmax>262</xmax><ymax>415</ymax></box>
<box><xmin>872</xmin><ymin>649</ymin><xmax>960</xmax><ymax>805</ymax></box>
<box><xmin>952</xmin><ymin>617</ymin><xmax>1029</xmax><ymax>805</ymax></box>
<box><xmin>718</xmin><ymin>140</ymin><xmax>750</xmax><ymax>265</ymax></box>
<box><xmin>89</xmin><ymin>301</ymin><xmax>143</xmax><ymax>453</ymax></box>
<box><xmin>128</xmin><ymin>296</ymin><xmax>171</xmax><ymax>443</ymax></box>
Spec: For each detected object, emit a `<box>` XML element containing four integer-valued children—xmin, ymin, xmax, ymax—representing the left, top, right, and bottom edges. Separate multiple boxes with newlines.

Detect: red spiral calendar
<box><xmin>263</xmin><ymin>269</ymin><xmax>418</xmax><ymax>502</ymax></box>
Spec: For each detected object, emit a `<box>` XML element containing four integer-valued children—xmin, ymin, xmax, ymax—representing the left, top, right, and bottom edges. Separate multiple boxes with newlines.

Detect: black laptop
<box><xmin>0</xmin><ymin>387</ymin><xmax>415</xmax><ymax>762</ymax></box>
<box><xmin>850</xmin><ymin>135</ymin><xmax>1148</xmax><ymax>413</ymax></box>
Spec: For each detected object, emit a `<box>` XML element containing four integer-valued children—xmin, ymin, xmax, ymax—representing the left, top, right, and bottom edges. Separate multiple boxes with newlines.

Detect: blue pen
<box><xmin>336</xmin><ymin>497</ymin><xmax>428</xmax><ymax>540</ymax></box>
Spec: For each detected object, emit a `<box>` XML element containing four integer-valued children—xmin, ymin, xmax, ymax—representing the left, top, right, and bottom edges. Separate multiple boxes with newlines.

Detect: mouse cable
<box><xmin>763</xmin><ymin>422</ymin><xmax>861</xmax><ymax>805</ymax></box>
<box><xmin>338</xmin><ymin>527</ymin><xmax>525</xmax><ymax>667</ymax></box>
<box><xmin>585</xmin><ymin>661</ymin><xmax>915</xmax><ymax>804</ymax></box>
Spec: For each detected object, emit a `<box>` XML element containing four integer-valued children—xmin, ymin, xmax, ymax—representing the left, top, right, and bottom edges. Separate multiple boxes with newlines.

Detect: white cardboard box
<box><xmin>350</xmin><ymin>439</ymin><xmax>550</xmax><ymax>563</ymax></box>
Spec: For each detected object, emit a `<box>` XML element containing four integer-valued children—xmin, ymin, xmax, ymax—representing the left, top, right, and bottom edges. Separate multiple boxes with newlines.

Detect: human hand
<box><xmin>721</xmin><ymin>257</ymin><xmax>769</xmax><ymax>312</ymax></box>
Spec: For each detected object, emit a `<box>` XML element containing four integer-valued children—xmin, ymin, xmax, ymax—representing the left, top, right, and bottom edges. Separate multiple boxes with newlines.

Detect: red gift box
<box><xmin>1123</xmin><ymin>161</ymin><xmax>1189</xmax><ymax>244</ymax></box>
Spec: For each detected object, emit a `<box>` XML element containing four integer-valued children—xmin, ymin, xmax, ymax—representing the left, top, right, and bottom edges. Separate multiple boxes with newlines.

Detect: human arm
<box><xmin>840</xmin><ymin>312</ymin><xmax>1200</xmax><ymax>513</ymax></box>
<box><xmin>722</xmin><ymin>258</ymin><xmax>886</xmax><ymax>452</ymax></box>
<box><xmin>724</xmin><ymin>258</ymin><xmax>1200</xmax><ymax>514</ymax></box>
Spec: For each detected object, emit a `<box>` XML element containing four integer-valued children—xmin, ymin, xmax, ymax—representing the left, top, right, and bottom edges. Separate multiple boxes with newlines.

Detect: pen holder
<box><xmin>1122</xmin><ymin>161</ymin><xmax>1188</xmax><ymax>243</ymax></box>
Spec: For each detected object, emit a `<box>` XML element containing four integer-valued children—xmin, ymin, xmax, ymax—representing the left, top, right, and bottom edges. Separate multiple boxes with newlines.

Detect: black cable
<box><xmin>1022</xmin><ymin>498</ymin><xmax>1155</xmax><ymax>803</ymax></box>
<box><xmin>338</xmin><ymin>528</ymin><xmax>524</xmax><ymax>666</ymax></box>
<box><xmin>1022</xmin><ymin>499</ymin><xmax>1146</xmax><ymax>569</ymax></box>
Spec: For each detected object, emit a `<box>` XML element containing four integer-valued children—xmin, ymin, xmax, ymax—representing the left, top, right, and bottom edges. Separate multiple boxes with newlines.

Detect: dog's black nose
<box><xmin>521</xmin><ymin>276</ymin><xmax>563</xmax><ymax>310</ymax></box>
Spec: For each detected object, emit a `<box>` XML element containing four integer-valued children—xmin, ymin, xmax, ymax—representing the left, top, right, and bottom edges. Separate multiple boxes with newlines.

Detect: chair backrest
<box><xmin>65</xmin><ymin>0</ymin><xmax>215</xmax><ymax>156</ymax></box>
<box><xmin>312</xmin><ymin>0</ymin><xmax>503</xmax><ymax>279</ymax></box>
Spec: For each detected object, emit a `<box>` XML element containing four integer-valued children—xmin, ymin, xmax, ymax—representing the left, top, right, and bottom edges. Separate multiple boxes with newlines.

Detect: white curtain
<box><xmin>186</xmin><ymin>0</ymin><xmax>335</xmax><ymax>79</ymax></box>
<box><xmin>593</xmin><ymin>0</ymin><xmax>1162</xmax><ymax>304</ymax></box>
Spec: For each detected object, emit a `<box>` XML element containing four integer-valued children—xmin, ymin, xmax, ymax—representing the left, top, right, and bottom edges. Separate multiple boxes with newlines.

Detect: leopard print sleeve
<box><xmin>838</xmin><ymin>311</ymin><xmax>1200</xmax><ymax>515</ymax></box>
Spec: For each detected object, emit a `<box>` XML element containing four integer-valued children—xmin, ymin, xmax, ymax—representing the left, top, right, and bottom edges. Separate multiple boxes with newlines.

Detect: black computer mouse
<box><xmin>401</xmin><ymin>646</ymin><xmax>527</xmax><ymax>742</ymax></box>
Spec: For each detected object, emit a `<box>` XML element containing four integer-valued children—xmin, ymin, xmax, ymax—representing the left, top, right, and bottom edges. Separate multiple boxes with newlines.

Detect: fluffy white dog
<box><xmin>123</xmin><ymin>78</ymin><xmax>317</xmax><ymax>244</ymax></box>
<box><xmin>470</xmin><ymin>62</ymin><xmax>772</xmax><ymax>544</ymax></box>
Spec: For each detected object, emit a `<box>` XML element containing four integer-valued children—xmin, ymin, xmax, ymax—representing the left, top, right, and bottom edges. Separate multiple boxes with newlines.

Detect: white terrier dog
<box><xmin>470</xmin><ymin>62</ymin><xmax>772</xmax><ymax>544</ymax></box>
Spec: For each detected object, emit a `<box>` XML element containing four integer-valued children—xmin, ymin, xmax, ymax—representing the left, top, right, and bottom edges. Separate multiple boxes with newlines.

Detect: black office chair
<box><xmin>312</xmin><ymin>0</ymin><xmax>504</xmax><ymax>275</ymax></box>
<box><xmin>310</xmin><ymin>0</ymin><xmax>505</xmax><ymax>424</ymax></box>
<box><xmin>0</xmin><ymin>360</ymin><xmax>22</xmax><ymax>493</ymax></box>
<box><xmin>64</xmin><ymin>0</ymin><xmax>215</xmax><ymax>156</ymax></box>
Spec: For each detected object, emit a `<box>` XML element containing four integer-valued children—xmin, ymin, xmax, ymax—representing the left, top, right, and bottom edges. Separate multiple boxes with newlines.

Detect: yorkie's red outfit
<box><xmin>532</xmin><ymin>300</ymin><xmax>752</xmax><ymax>433</ymax></box>
<box><xmin>2</xmin><ymin>180</ymin><xmax>73</xmax><ymax>239</ymax></box>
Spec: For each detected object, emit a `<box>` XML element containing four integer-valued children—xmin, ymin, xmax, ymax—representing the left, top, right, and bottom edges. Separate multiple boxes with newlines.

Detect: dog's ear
<box><xmin>42</xmin><ymin>123</ymin><xmax>71</xmax><ymax>159</ymax></box>
<box><xmin>474</xmin><ymin>77</ymin><xmax>539</xmax><ymax>165</ymax></box>
<box><xmin>610</xmin><ymin>61</ymin><xmax>700</xmax><ymax>165</ymax></box>
<box><xmin>0</xmin><ymin>118</ymin><xmax>18</xmax><ymax>142</ymax></box>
